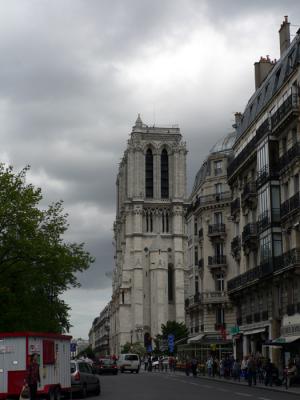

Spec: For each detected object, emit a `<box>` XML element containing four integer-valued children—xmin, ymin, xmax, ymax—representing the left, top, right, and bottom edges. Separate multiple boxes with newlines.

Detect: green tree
<box><xmin>0</xmin><ymin>165</ymin><xmax>94</xmax><ymax>333</ymax></box>
<box><xmin>121</xmin><ymin>342</ymin><xmax>146</xmax><ymax>356</ymax></box>
<box><xmin>155</xmin><ymin>321</ymin><xmax>189</xmax><ymax>353</ymax></box>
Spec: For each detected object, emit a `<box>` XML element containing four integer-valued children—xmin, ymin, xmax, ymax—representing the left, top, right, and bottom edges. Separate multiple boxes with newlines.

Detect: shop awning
<box><xmin>243</xmin><ymin>327</ymin><xmax>266</xmax><ymax>336</ymax></box>
<box><xmin>187</xmin><ymin>334</ymin><xmax>204</xmax><ymax>343</ymax></box>
<box><xmin>272</xmin><ymin>335</ymin><xmax>300</xmax><ymax>344</ymax></box>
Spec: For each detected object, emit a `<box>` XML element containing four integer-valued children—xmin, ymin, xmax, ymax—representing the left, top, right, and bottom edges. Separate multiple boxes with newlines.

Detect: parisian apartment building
<box><xmin>227</xmin><ymin>16</ymin><xmax>300</xmax><ymax>363</ymax></box>
<box><xmin>184</xmin><ymin>132</ymin><xmax>237</xmax><ymax>346</ymax></box>
<box><xmin>109</xmin><ymin>115</ymin><xmax>188</xmax><ymax>355</ymax></box>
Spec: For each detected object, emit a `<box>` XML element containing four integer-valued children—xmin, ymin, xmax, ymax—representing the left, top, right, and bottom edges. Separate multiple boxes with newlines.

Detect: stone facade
<box><xmin>89</xmin><ymin>303</ymin><xmax>111</xmax><ymax>355</ymax></box>
<box><xmin>185</xmin><ymin>133</ymin><xmax>237</xmax><ymax>342</ymax></box>
<box><xmin>227</xmin><ymin>17</ymin><xmax>300</xmax><ymax>364</ymax></box>
<box><xmin>109</xmin><ymin>116</ymin><xmax>188</xmax><ymax>355</ymax></box>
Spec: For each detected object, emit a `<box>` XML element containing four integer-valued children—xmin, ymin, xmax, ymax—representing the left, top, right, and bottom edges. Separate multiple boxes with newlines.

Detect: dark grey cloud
<box><xmin>1</xmin><ymin>0</ymin><xmax>300</xmax><ymax>337</ymax></box>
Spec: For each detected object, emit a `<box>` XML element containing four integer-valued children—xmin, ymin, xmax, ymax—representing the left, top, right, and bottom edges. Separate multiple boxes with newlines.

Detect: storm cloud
<box><xmin>1</xmin><ymin>0</ymin><xmax>300</xmax><ymax>337</ymax></box>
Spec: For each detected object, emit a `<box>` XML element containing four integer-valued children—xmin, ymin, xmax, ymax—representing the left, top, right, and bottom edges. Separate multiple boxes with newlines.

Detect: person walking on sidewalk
<box><xmin>232</xmin><ymin>359</ymin><xmax>241</xmax><ymax>381</ymax></box>
<box><xmin>247</xmin><ymin>355</ymin><xmax>257</xmax><ymax>386</ymax></box>
<box><xmin>25</xmin><ymin>353</ymin><xmax>40</xmax><ymax>400</ymax></box>
<box><xmin>191</xmin><ymin>357</ymin><xmax>198</xmax><ymax>377</ymax></box>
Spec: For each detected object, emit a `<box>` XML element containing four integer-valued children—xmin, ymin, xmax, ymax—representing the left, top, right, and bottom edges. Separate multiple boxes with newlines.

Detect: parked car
<box><xmin>117</xmin><ymin>354</ymin><xmax>140</xmax><ymax>373</ymax></box>
<box><xmin>71</xmin><ymin>360</ymin><xmax>101</xmax><ymax>397</ymax></box>
<box><xmin>94</xmin><ymin>359</ymin><xmax>118</xmax><ymax>375</ymax></box>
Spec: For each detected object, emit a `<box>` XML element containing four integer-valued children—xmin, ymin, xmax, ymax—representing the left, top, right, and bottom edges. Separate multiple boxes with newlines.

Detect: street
<box><xmin>91</xmin><ymin>371</ymin><xmax>298</xmax><ymax>400</ymax></box>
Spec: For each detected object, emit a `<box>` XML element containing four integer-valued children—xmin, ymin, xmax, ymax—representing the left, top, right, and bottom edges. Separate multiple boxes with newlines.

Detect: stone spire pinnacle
<box><xmin>135</xmin><ymin>113</ymin><xmax>143</xmax><ymax>128</ymax></box>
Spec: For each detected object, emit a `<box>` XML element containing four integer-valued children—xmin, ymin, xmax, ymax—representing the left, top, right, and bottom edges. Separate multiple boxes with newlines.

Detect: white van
<box><xmin>118</xmin><ymin>353</ymin><xmax>140</xmax><ymax>373</ymax></box>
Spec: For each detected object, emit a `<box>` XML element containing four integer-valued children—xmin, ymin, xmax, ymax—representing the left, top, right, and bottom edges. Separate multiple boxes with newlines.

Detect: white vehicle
<box><xmin>117</xmin><ymin>354</ymin><xmax>140</xmax><ymax>373</ymax></box>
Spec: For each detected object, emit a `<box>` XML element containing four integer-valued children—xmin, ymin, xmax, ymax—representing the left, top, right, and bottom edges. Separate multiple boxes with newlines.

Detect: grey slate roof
<box><xmin>236</xmin><ymin>32</ymin><xmax>300</xmax><ymax>139</ymax></box>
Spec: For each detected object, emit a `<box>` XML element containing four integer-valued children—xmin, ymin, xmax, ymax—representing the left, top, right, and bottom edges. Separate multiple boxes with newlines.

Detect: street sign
<box><xmin>168</xmin><ymin>334</ymin><xmax>175</xmax><ymax>353</ymax></box>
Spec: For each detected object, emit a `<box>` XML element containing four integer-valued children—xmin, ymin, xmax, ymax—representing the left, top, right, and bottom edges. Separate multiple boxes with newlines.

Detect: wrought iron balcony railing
<box><xmin>227</xmin><ymin>260</ymin><xmax>273</xmax><ymax>292</ymax></box>
<box><xmin>241</xmin><ymin>182</ymin><xmax>257</xmax><ymax>208</ymax></box>
<box><xmin>192</xmin><ymin>192</ymin><xmax>231</xmax><ymax>211</ymax></box>
<box><xmin>278</xmin><ymin>142</ymin><xmax>300</xmax><ymax>172</ymax></box>
<box><xmin>256</xmin><ymin>165</ymin><xmax>279</xmax><ymax>188</ymax></box>
<box><xmin>273</xmin><ymin>248</ymin><xmax>300</xmax><ymax>273</ymax></box>
<box><xmin>271</xmin><ymin>93</ymin><xmax>298</xmax><ymax>132</ymax></box>
<box><xmin>208</xmin><ymin>223</ymin><xmax>226</xmax><ymax>235</ymax></box>
<box><xmin>208</xmin><ymin>255</ymin><xmax>227</xmax><ymax>266</ymax></box>
<box><xmin>280</xmin><ymin>192</ymin><xmax>300</xmax><ymax>220</ymax></box>
<box><xmin>227</xmin><ymin>135</ymin><xmax>257</xmax><ymax>179</ymax></box>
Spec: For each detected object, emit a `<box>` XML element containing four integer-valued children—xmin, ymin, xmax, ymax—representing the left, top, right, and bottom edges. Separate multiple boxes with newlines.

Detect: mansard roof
<box><xmin>236</xmin><ymin>31</ymin><xmax>300</xmax><ymax>140</ymax></box>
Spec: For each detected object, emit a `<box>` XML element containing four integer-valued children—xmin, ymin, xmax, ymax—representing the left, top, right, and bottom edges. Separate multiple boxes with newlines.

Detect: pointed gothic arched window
<box><xmin>161</xmin><ymin>149</ymin><xmax>169</xmax><ymax>198</ymax></box>
<box><xmin>145</xmin><ymin>149</ymin><xmax>153</xmax><ymax>198</ymax></box>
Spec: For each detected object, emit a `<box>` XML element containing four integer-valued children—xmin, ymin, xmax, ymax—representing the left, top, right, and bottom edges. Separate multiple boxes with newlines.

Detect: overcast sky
<box><xmin>1</xmin><ymin>1</ymin><xmax>300</xmax><ymax>339</ymax></box>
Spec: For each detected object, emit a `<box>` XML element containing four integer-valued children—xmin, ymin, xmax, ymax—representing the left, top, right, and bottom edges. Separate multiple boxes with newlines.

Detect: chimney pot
<box><xmin>279</xmin><ymin>16</ymin><xmax>290</xmax><ymax>56</ymax></box>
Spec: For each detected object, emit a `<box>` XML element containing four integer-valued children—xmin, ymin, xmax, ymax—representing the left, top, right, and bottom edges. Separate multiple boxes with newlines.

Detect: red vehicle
<box><xmin>0</xmin><ymin>332</ymin><xmax>72</xmax><ymax>400</ymax></box>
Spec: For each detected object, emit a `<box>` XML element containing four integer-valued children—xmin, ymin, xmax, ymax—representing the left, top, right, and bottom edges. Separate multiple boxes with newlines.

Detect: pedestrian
<box><xmin>206</xmin><ymin>356</ymin><xmax>213</xmax><ymax>377</ymax></box>
<box><xmin>147</xmin><ymin>355</ymin><xmax>152</xmax><ymax>372</ymax></box>
<box><xmin>185</xmin><ymin>358</ymin><xmax>191</xmax><ymax>376</ymax></box>
<box><xmin>162</xmin><ymin>356</ymin><xmax>168</xmax><ymax>372</ymax></box>
<box><xmin>24</xmin><ymin>353</ymin><xmax>40</xmax><ymax>400</ymax></box>
<box><xmin>241</xmin><ymin>356</ymin><xmax>248</xmax><ymax>380</ymax></box>
<box><xmin>219</xmin><ymin>358</ymin><xmax>225</xmax><ymax>378</ymax></box>
<box><xmin>264</xmin><ymin>358</ymin><xmax>273</xmax><ymax>387</ymax></box>
<box><xmin>144</xmin><ymin>356</ymin><xmax>148</xmax><ymax>371</ymax></box>
<box><xmin>191</xmin><ymin>357</ymin><xmax>198</xmax><ymax>377</ymax></box>
<box><xmin>232</xmin><ymin>359</ymin><xmax>241</xmax><ymax>381</ymax></box>
<box><xmin>247</xmin><ymin>355</ymin><xmax>257</xmax><ymax>386</ymax></box>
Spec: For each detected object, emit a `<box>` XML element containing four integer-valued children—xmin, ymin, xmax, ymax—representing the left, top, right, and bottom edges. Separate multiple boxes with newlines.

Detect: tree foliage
<box><xmin>161</xmin><ymin>320</ymin><xmax>189</xmax><ymax>341</ymax></box>
<box><xmin>0</xmin><ymin>165</ymin><xmax>94</xmax><ymax>333</ymax></box>
<box><xmin>121</xmin><ymin>342</ymin><xmax>146</xmax><ymax>356</ymax></box>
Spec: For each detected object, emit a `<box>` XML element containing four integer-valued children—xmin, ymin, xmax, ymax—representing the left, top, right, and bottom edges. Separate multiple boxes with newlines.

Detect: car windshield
<box><xmin>102</xmin><ymin>359</ymin><xmax>114</xmax><ymax>365</ymax></box>
<box><xmin>125</xmin><ymin>355</ymin><xmax>138</xmax><ymax>361</ymax></box>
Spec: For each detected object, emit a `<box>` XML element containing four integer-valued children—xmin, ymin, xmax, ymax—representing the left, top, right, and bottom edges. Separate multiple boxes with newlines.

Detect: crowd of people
<box><xmin>142</xmin><ymin>352</ymin><xmax>300</xmax><ymax>388</ymax></box>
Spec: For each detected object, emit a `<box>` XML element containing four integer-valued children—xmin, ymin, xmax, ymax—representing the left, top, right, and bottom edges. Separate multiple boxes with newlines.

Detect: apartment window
<box><xmin>260</xmin><ymin>234</ymin><xmax>271</xmax><ymax>262</ymax></box>
<box><xmin>273</xmin><ymin>233</ymin><xmax>282</xmax><ymax>257</ymax></box>
<box><xmin>214</xmin><ymin>242</ymin><xmax>224</xmax><ymax>257</ymax></box>
<box><xmin>168</xmin><ymin>264</ymin><xmax>174</xmax><ymax>302</ymax></box>
<box><xmin>216</xmin><ymin>308</ymin><xmax>225</xmax><ymax>325</ymax></box>
<box><xmin>271</xmin><ymin>186</ymin><xmax>280</xmax><ymax>222</ymax></box>
<box><xmin>257</xmin><ymin>141</ymin><xmax>269</xmax><ymax>172</ymax></box>
<box><xmin>194</xmin><ymin>247</ymin><xmax>198</xmax><ymax>265</ymax></box>
<box><xmin>195</xmin><ymin>276</ymin><xmax>199</xmax><ymax>294</ymax></box>
<box><xmin>215</xmin><ymin>183</ymin><xmax>222</xmax><ymax>194</ymax></box>
<box><xmin>161</xmin><ymin>149</ymin><xmax>169</xmax><ymax>198</ymax></box>
<box><xmin>258</xmin><ymin>186</ymin><xmax>269</xmax><ymax>218</ymax></box>
<box><xmin>194</xmin><ymin>220</ymin><xmax>198</xmax><ymax>235</ymax></box>
<box><xmin>145</xmin><ymin>149</ymin><xmax>153</xmax><ymax>198</ymax></box>
<box><xmin>214</xmin><ymin>160</ymin><xmax>222</xmax><ymax>176</ymax></box>
<box><xmin>214</xmin><ymin>212</ymin><xmax>223</xmax><ymax>225</ymax></box>
<box><xmin>215</xmin><ymin>273</ymin><xmax>224</xmax><ymax>292</ymax></box>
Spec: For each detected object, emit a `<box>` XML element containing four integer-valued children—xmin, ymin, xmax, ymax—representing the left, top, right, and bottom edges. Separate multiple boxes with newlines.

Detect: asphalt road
<box><xmin>91</xmin><ymin>370</ymin><xmax>298</xmax><ymax>400</ymax></box>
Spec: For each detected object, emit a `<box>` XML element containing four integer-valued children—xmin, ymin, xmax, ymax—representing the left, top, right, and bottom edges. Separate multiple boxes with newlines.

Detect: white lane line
<box><xmin>188</xmin><ymin>382</ymin><xmax>198</xmax><ymax>386</ymax></box>
<box><xmin>234</xmin><ymin>393</ymin><xmax>252</xmax><ymax>397</ymax></box>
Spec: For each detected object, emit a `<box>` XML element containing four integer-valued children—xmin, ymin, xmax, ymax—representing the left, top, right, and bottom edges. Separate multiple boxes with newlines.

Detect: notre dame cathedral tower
<box><xmin>110</xmin><ymin>115</ymin><xmax>188</xmax><ymax>354</ymax></box>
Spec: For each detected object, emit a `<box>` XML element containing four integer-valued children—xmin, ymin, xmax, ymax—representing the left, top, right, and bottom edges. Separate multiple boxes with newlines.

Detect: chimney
<box><xmin>254</xmin><ymin>56</ymin><xmax>274</xmax><ymax>90</ymax></box>
<box><xmin>279</xmin><ymin>16</ymin><xmax>290</xmax><ymax>56</ymax></box>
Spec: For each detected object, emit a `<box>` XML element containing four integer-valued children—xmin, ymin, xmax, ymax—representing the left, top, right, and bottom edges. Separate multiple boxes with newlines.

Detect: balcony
<box><xmin>256</xmin><ymin>165</ymin><xmax>279</xmax><ymax>188</ymax></box>
<box><xmin>227</xmin><ymin>135</ymin><xmax>257</xmax><ymax>180</ymax></box>
<box><xmin>280</xmin><ymin>192</ymin><xmax>300</xmax><ymax>221</ymax></box>
<box><xmin>208</xmin><ymin>255</ymin><xmax>227</xmax><ymax>270</ymax></box>
<box><xmin>241</xmin><ymin>182</ymin><xmax>257</xmax><ymax>210</ymax></box>
<box><xmin>273</xmin><ymin>248</ymin><xmax>300</xmax><ymax>273</ymax></box>
<box><xmin>231</xmin><ymin>236</ymin><xmax>241</xmax><ymax>260</ymax></box>
<box><xmin>192</xmin><ymin>192</ymin><xmax>231</xmax><ymax>211</ymax></box>
<box><xmin>227</xmin><ymin>261</ymin><xmax>273</xmax><ymax>292</ymax></box>
<box><xmin>271</xmin><ymin>93</ymin><xmax>299</xmax><ymax>133</ymax></box>
<box><xmin>256</xmin><ymin>118</ymin><xmax>270</xmax><ymax>141</ymax></box>
<box><xmin>201</xmin><ymin>291</ymin><xmax>228</xmax><ymax>304</ymax></box>
<box><xmin>231</xmin><ymin>198</ymin><xmax>240</xmax><ymax>218</ymax></box>
<box><xmin>258</xmin><ymin>210</ymin><xmax>270</xmax><ymax>232</ymax></box>
<box><xmin>242</xmin><ymin>223</ymin><xmax>258</xmax><ymax>251</ymax></box>
<box><xmin>278</xmin><ymin>142</ymin><xmax>300</xmax><ymax>172</ymax></box>
<box><xmin>208</xmin><ymin>223</ymin><xmax>226</xmax><ymax>238</ymax></box>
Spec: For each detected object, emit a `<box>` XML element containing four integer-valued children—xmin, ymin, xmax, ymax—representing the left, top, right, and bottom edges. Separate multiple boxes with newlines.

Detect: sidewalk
<box><xmin>174</xmin><ymin>370</ymin><xmax>300</xmax><ymax>396</ymax></box>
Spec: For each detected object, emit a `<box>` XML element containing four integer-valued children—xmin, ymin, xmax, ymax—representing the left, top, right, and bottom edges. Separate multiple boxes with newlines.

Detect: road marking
<box><xmin>234</xmin><ymin>393</ymin><xmax>252</xmax><ymax>397</ymax></box>
<box><xmin>187</xmin><ymin>382</ymin><xmax>198</xmax><ymax>386</ymax></box>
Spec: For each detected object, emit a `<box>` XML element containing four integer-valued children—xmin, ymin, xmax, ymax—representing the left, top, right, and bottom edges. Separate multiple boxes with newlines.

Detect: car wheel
<box><xmin>94</xmin><ymin>384</ymin><xmax>101</xmax><ymax>396</ymax></box>
<box><xmin>80</xmin><ymin>385</ymin><xmax>87</xmax><ymax>399</ymax></box>
<box><xmin>136</xmin><ymin>369</ymin><xmax>139</xmax><ymax>374</ymax></box>
<box><xmin>130</xmin><ymin>370</ymin><xmax>134</xmax><ymax>374</ymax></box>
<box><xmin>55</xmin><ymin>388</ymin><xmax>61</xmax><ymax>400</ymax></box>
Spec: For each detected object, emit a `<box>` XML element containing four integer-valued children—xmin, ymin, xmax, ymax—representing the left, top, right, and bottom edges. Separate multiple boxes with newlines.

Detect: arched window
<box><xmin>161</xmin><ymin>149</ymin><xmax>169</xmax><ymax>198</ymax></box>
<box><xmin>145</xmin><ymin>149</ymin><xmax>153</xmax><ymax>198</ymax></box>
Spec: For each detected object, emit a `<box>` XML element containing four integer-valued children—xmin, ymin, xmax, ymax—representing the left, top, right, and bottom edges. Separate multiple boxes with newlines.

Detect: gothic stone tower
<box><xmin>110</xmin><ymin>115</ymin><xmax>188</xmax><ymax>354</ymax></box>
